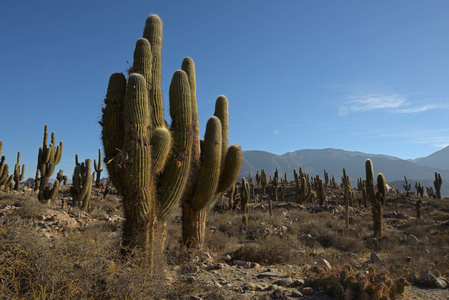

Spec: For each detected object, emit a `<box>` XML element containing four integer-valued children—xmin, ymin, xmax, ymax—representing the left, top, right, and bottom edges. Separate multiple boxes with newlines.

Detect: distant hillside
<box><xmin>240</xmin><ymin>148</ymin><xmax>449</xmax><ymax>192</ymax></box>
<box><xmin>413</xmin><ymin>145</ymin><xmax>449</xmax><ymax>170</ymax></box>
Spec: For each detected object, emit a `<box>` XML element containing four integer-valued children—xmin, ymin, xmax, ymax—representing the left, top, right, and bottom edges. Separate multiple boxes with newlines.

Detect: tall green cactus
<box><xmin>13</xmin><ymin>152</ymin><xmax>25</xmax><ymax>190</ymax></box>
<box><xmin>93</xmin><ymin>149</ymin><xmax>103</xmax><ymax>188</ymax></box>
<box><xmin>365</xmin><ymin>159</ymin><xmax>386</xmax><ymax>237</ymax></box>
<box><xmin>181</xmin><ymin>60</ymin><xmax>242</xmax><ymax>249</ymax></box>
<box><xmin>315</xmin><ymin>176</ymin><xmax>326</xmax><ymax>206</ymax></box>
<box><xmin>101</xmin><ymin>15</ymin><xmax>242</xmax><ymax>255</ymax></box>
<box><xmin>70</xmin><ymin>156</ymin><xmax>93</xmax><ymax>210</ymax></box>
<box><xmin>434</xmin><ymin>172</ymin><xmax>442</xmax><ymax>199</ymax></box>
<box><xmin>324</xmin><ymin>169</ymin><xmax>329</xmax><ymax>188</ymax></box>
<box><xmin>36</xmin><ymin>125</ymin><xmax>63</xmax><ymax>203</ymax></box>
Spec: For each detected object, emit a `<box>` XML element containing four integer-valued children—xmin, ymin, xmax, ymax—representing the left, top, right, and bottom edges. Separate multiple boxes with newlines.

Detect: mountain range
<box><xmin>239</xmin><ymin>147</ymin><xmax>449</xmax><ymax>196</ymax></box>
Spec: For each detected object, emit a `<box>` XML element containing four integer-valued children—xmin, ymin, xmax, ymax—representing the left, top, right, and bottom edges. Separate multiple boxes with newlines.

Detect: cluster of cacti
<box><xmin>0</xmin><ymin>142</ymin><xmax>14</xmax><ymax>191</ymax></box>
<box><xmin>314</xmin><ymin>175</ymin><xmax>326</xmax><ymax>206</ymax></box>
<box><xmin>56</xmin><ymin>170</ymin><xmax>68</xmax><ymax>185</ymax></box>
<box><xmin>330</xmin><ymin>175</ymin><xmax>337</xmax><ymax>188</ymax></box>
<box><xmin>93</xmin><ymin>149</ymin><xmax>103</xmax><ymax>188</ymax></box>
<box><xmin>365</xmin><ymin>159</ymin><xmax>386</xmax><ymax>237</ymax></box>
<box><xmin>357</xmin><ymin>177</ymin><xmax>367</xmax><ymax>207</ymax></box>
<box><xmin>403</xmin><ymin>176</ymin><xmax>411</xmax><ymax>197</ymax></box>
<box><xmin>13</xmin><ymin>152</ymin><xmax>25</xmax><ymax>190</ymax></box>
<box><xmin>36</xmin><ymin>125</ymin><xmax>63</xmax><ymax>203</ymax></box>
<box><xmin>70</xmin><ymin>155</ymin><xmax>93</xmax><ymax>210</ymax></box>
<box><xmin>240</xmin><ymin>177</ymin><xmax>249</xmax><ymax>213</ymax></box>
<box><xmin>306</xmin><ymin>264</ymin><xmax>408</xmax><ymax>299</ymax></box>
<box><xmin>293</xmin><ymin>168</ymin><xmax>313</xmax><ymax>204</ymax></box>
<box><xmin>427</xmin><ymin>186</ymin><xmax>436</xmax><ymax>198</ymax></box>
<box><xmin>101</xmin><ymin>15</ymin><xmax>241</xmax><ymax>255</ymax></box>
<box><xmin>260</xmin><ymin>169</ymin><xmax>267</xmax><ymax>195</ymax></box>
<box><xmin>433</xmin><ymin>172</ymin><xmax>442</xmax><ymax>199</ymax></box>
<box><xmin>415</xmin><ymin>181</ymin><xmax>424</xmax><ymax>198</ymax></box>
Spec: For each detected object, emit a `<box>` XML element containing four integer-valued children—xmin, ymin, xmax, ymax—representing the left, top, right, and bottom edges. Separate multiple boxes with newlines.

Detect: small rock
<box><xmin>291</xmin><ymin>289</ymin><xmax>303</xmax><ymax>297</ymax></box>
<box><xmin>180</xmin><ymin>265</ymin><xmax>200</xmax><ymax>274</ymax></box>
<box><xmin>249</xmin><ymin>262</ymin><xmax>260</xmax><ymax>268</ymax></box>
<box><xmin>258</xmin><ymin>271</ymin><xmax>287</xmax><ymax>278</ymax></box>
<box><xmin>435</xmin><ymin>277</ymin><xmax>448</xmax><ymax>289</ymax></box>
<box><xmin>419</xmin><ymin>236</ymin><xmax>430</xmax><ymax>244</ymax></box>
<box><xmin>302</xmin><ymin>287</ymin><xmax>314</xmax><ymax>295</ymax></box>
<box><xmin>190</xmin><ymin>296</ymin><xmax>202</xmax><ymax>300</ymax></box>
<box><xmin>233</xmin><ymin>260</ymin><xmax>250</xmax><ymax>268</ymax></box>
<box><xmin>317</xmin><ymin>259</ymin><xmax>332</xmax><ymax>270</ymax></box>
<box><xmin>279</xmin><ymin>277</ymin><xmax>293</xmax><ymax>287</ymax></box>
<box><xmin>370</xmin><ymin>252</ymin><xmax>382</xmax><ymax>264</ymax></box>
<box><xmin>271</xmin><ymin>288</ymin><xmax>288</xmax><ymax>299</ymax></box>
<box><xmin>408</xmin><ymin>234</ymin><xmax>419</xmax><ymax>245</ymax></box>
<box><xmin>243</xmin><ymin>282</ymin><xmax>257</xmax><ymax>291</ymax></box>
<box><xmin>290</xmin><ymin>279</ymin><xmax>305</xmax><ymax>287</ymax></box>
<box><xmin>421</xmin><ymin>270</ymin><xmax>436</xmax><ymax>282</ymax></box>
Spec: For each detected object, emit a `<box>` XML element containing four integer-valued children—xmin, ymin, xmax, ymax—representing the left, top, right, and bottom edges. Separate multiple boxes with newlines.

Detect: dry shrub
<box><xmin>231</xmin><ymin>235</ymin><xmax>301</xmax><ymax>265</ymax></box>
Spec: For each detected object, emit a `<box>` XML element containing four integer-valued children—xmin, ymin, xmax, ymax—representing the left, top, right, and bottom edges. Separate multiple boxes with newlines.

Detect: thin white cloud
<box><xmin>379</xmin><ymin>129</ymin><xmax>449</xmax><ymax>148</ymax></box>
<box><xmin>344</xmin><ymin>94</ymin><xmax>445</xmax><ymax>114</ymax></box>
<box><xmin>393</xmin><ymin>104</ymin><xmax>439</xmax><ymax>114</ymax></box>
<box><xmin>347</xmin><ymin>95</ymin><xmax>405</xmax><ymax>112</ymax></box>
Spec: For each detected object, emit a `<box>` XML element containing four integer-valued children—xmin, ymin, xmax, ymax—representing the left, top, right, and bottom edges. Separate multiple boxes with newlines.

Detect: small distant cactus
<box><xmin>93</xmin><ymin>149</ymin><xmax>103</xmax><ymax>188</ymax></box>
<box><xmin>260</xmin><ymin>169</ymin><xmax>267</xmax><ymax>195</ymax></box>
<box><xmin>315</xmin><ymin>175</ymin><xmax>326</xmax><ymax>206</ymax></box>
<box><xmin>240</xmin><ymin>177</ymin><xmax>249</xmax><ymax>213</ymax></box>
<box><xmin>365</xmin><ymin>159</ymin><xmax>386</xmax><ymax>238</ymax></box>
<box><xmin>36</xmin><ymin>125</ymin><xmax>63</xmax><ymax>203</ymax></box>
<box><xmin>56</xmin><ymin>169</ymin><xmax>68</xmax><ymax>185</ymax></box>
<box><xmin>13</xmin><ymin>152</ymin><xmax>25</xmax><ymax>190</ymax></box>
<box><xmin>416</xmin><ymin>199</ymin><xmax>422</xmax><ymax>220</ymax></box>
<box><xmin>70</xmin><ymin>155</ymin><xmax>93</xmax><ymax>210</ymax></box>
<box><xmin>433</xmin><ymin>172</ymin><xmax>442</xmax><ymax>199</ymax></box>
<box><xmin>324</xmin><ymin>169</ymin><xmax>329</xmax><ymax>188</ymax></box>
<box><xmin>426</xmin><ymin>186</ymin><xmax>436</xmax><ymax>199</ymax></box>
<box><xmin>403</xmin><ymin>176</ymin><xmax>411</xmax><ymax>198</ymax></box>
<box><xmin>415</xmin><ymin>181</ymin><xmax>424</xmax><ymax>198</ymax></box>
<box><xmin>294</xmin><ymin>168</ymin><xmax>313</xmax><ymax>204</ymax></box>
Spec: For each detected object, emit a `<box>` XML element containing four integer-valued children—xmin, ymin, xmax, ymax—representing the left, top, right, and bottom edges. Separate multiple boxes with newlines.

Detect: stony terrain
<box><xmin>1</xmin><ymin>181</ymin><xmax>448</xmax><ymax>299</ymax></box>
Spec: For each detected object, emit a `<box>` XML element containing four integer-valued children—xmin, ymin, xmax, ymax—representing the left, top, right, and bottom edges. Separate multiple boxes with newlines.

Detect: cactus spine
<box><xmin>36</xmin><ymin>125</ymin><xmax>63</xmax><ymax>203</ymax></box>
<box><xmin>434</xmin><ymin>172</ymin><xmax>442</xmax><ymax>199</ymax></box>
<box><xmin>93</xmin><ymin>149</ymin><xmax>103</xmax><ymax>187</ymax></box>
<box><xmin>365</xmin><ymin>159</ymin><xmax>386</xmax><ymax>237</ymax></box>
<box><xmin>70</xmin><ymin>156</ymin><xmax>93</xmax><ymax>210</ymax></box>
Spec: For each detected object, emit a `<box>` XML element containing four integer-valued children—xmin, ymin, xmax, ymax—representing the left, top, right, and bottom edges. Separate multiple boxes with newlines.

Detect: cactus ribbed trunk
<box><xmin>372</xmin><ymin>204</ymin><xmax>383</xmax><ymax>237</ymax></box>
<box><xmin>182</xmin><ymin>202</ymin><xmax>207</xmax><ymax>250</ymax></box>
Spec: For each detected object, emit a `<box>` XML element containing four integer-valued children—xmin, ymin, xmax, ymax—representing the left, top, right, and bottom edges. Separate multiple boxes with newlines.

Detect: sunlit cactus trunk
<box><xmin>365</xmin><ymin>159</ymin><xmax>386</xmax><ymax>238</ymax></box>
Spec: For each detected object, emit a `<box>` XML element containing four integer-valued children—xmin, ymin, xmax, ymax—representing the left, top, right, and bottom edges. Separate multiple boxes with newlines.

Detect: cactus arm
<box><xmin>216</xmin><ymin>145</ymin><xmax>243</xmax><ymax>193</ymax></box>
<box><xmin>158</xmin><ymin>70</ymin><xmax>193</xmax><ymax>220</ymax></box>
<box><xmin>102</xmin><ymin>72</ymin><xmax>127</xmax><ymax>191</ymax></box>
<box><xmin>150</xmin><ymin>127</ymin><xmax>171</xmax><ymax>174</ymax></box>
<box><xmin>143</xmin><ymin>14</ymin><xmax>165</xmax><ymax>130</ymax></box>
<box><xmin>214</xmin><ymin>95</ymin><xmax>229</xmax><ymax>168</ymax></box>
<box><xmin>191</xmin><ymin>117</ymin><xmax>222</xmax><ymax>211</ymax></box>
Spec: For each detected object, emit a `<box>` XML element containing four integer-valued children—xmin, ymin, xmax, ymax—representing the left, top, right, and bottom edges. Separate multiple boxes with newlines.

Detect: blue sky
<box><xmin>1</xmin><ymin>1</ymin><xmax>449</xmax><ymax>179</ymax></box>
